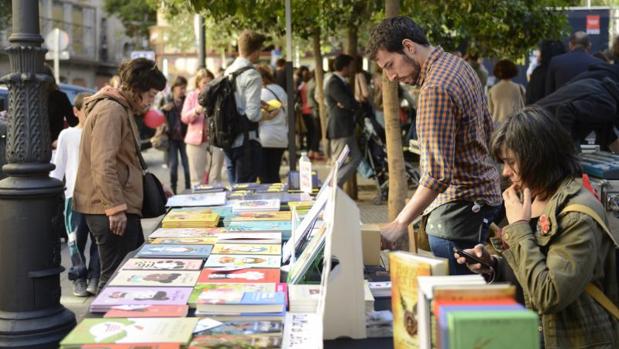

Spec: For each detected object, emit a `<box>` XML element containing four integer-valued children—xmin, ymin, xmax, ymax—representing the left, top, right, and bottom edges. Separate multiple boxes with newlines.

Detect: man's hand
<box><xmin>503</xmin><ymin>185</ymin><xmax>531</xmax><ymax>224</ymax></box>
<box><xmin>380</xmin><ymin>220</ymin><xmax>408</xmax><ymax>242</ymax></box>
<box><xmin>163</xmin><ymin>185</ymin><xmax>174</xmax><ymax>198</ymax></box>
<box><xmin>108</xmin><ymin>211</ymin><xmax>127</xmax><ymax>236</ymax></box>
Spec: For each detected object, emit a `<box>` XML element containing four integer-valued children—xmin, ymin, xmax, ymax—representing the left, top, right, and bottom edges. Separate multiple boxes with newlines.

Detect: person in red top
<box><xmin>367</xmin><ymin>16</ymin><xmax>501</xmax><ymax>274</ymax></box>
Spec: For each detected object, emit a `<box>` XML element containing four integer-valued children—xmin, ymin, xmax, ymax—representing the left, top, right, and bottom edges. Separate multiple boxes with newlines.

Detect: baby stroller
<box><xmin>358</xmin><ymin>115</ymin><xmax>420</xmax><ymax>204</ymax></box>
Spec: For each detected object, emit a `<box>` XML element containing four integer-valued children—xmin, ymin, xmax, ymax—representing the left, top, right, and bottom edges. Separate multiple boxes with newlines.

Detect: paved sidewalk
<box><xmin>60</xmin><ymin>148</ymin><xmax>390</xmax><ymax>320</ymax></box>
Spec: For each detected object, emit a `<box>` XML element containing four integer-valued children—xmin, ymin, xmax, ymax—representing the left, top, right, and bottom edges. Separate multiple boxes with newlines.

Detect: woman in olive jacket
<box><xmin>456</xmin><ymin>107</ymin><xmax>618</xmax><ymax>348</ymax></box>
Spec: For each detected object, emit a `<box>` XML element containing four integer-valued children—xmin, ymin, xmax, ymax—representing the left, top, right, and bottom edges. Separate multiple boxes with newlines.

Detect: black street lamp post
<box><xmin>0</xmin><ymin>0</ymin><xmax>76</xmax><ymax>347</ymax></box>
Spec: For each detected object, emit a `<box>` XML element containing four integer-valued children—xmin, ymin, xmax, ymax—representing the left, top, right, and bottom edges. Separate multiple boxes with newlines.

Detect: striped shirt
<box><xmin>415</xmin><ymin>47</ymin><xmax>501</xmax><ymax>213</ymax></box>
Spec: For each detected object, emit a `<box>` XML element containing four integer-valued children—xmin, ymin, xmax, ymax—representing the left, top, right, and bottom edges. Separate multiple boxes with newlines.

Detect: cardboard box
<box><xmin>361</xmin><ymin>224</ymin><xmax>382</xmax><ymax>265</ymax></box>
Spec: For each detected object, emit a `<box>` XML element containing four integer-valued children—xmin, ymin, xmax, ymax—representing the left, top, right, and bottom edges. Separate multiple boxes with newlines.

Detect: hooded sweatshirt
<box><xmin>73</xmin><ymin>86</ymin><xmax>145</xmax><ymax>216</ymax></box>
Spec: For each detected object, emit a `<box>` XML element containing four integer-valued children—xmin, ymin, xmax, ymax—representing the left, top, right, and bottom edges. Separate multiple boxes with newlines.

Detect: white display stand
<box><xmin>322</xmin><ymin>186</ymin><xmax>367</xmax><ymax>340</ymax></box>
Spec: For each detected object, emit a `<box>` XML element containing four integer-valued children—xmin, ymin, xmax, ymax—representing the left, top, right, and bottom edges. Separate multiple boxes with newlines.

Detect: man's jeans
<box><xmin>223</xmin><ymin>140</ymin><xmax>262</xmax><ymax>184</ymax></box>
<box><xmin>168</xmin><ymin>139</ymin><xmax>190</xmax><ymax>193</ymax></box>
<box><xmin>330</xmin><ymin>136</ymin><xmax>362</xmax><ymax>187</ymax></box>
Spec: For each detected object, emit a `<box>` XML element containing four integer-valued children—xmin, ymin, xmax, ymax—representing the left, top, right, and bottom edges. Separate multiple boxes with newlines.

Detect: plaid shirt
<box><xmin>415</xmin><ymin>47</ymin><xmax>501</xmax><ymax>213</ymax></box>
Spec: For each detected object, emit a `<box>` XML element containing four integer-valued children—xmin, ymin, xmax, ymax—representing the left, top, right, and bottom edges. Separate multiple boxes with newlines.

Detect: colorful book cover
<box><xmin>188</xmin><ymin>334</ymin><xmax>281</xmax><ymax>349</ymax></box>
<box><xmin>149</xmin><ymin>237</ymin><xmax>218</xmax><ymax>245</ymax></box>
<box><xmin>196</xmin><ymin>291</ymin><xmax>286</xmax><ymax>315</ymax></box>
<box><xmin>148</xmin><ymin>227</ymin><xmax>222</xmax><ymax>240</ymax></box>
<box><xmin>212</xmin><ymin>244</ymin><xmax>281</xmax><ymax>255</ymax></box>
<box><xmin>203</xmin><ymin>254</ymin><xmax>281</xmax><ymax>269</ymax></box>
<box><xmin>80</xmin><ymin>344</ymin><xmax>180</xmax><ymax>349</ymax></box>
<box><xmin>193</xmin><ymin>320</ymin><xmax>283</xmax><ymax>337</ymax></box>
<box><xmin>104</xmin><ymin>305</ymin><xmax>189</xmax><ymax>318</ymax></box>
<box><xmin>231</xmin><ymin>199</ymin><xmax>280</xmax><ymax>213</ymax></box>
<box><xmin>166</xmin><ymin>192</ymin><xmax>227</xmax><ymax>207</ymax></box>
<box><xmin>90</xmin><ymin>287</ymin><xmax>192</xmax><ymax>312</ymax></box>
<box><xmin>198</xmin><ymin>268</ymin><xmax>280</xmax><ymax>284</ymax></box>
<box><xmin>189</xmin><ymin>283</ymin><xmax>277</xmax><ymax>308</ymax></box>
<box><xmin>108</xmin><ymin>270</ymin><xmax>200</xmax><ymax>287</ymax></box>
<box><xmin>136</xmin><ymin>244</ymin><xmax>213</xmax><ymax>259</ymax></box>
<box><xmin>161</xmin><ymin>210</ymin><xmax>219</xmax><ymax>228</ymax></box>
<box><xmin>120</xmin><ymin>258</ymin><xmax>203</xmax><ymax>271</ymax></box>
<box><xmin>230</xmin><ymin>211</ymin><xmax>291</xmax><ymax>221</ymax></box>
<box><xmin>448</xmin><ymin>310</ymin><xmax>539</xmax><ymax>349</ymax></box>
<box><xmin>60</xmin><ymin>318</ymin><xmax>198</xmax><ymax>346</ymax></box>
<box><xmin>390</xmin><ymin>252</ymin><xmax>435</xmax><ymax>349</ymax></box>
<box><xmin>216</xmin><ymin>232</ymin><xmax>282</xmax><ymax>245</ymax></box>
<box><xmin>226</xmin><ymin>221</ymin><xmax>291</xmax><ymax>232</ymax></box>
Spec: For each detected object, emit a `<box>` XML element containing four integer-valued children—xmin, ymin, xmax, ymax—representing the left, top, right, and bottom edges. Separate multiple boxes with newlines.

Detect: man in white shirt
<box><xmin>51</xmin><ymin>92</ymin><xmax>100</xmax><ymax>297</ymax></box>
<box><xmin>223</xmin><ymin>30</ymin><xmax>266</xmax><ymax>183</ymax></box>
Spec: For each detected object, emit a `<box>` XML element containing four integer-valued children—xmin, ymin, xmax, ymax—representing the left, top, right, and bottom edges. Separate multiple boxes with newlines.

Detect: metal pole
<box><xmin>0</xmin><ymin>0</ymin><xmax>76</xmax><ymax>347</ymax></box>
<box><xmin>197</xmin><ymin>15</ymin><xmax>206</xmax><ymax>69</ymax></box>
<box><xmin>53</xmin><ymin>27</ymin><xmax>60</xmax><ymax>83</ymax></box>
<box><xmin>285</xmin><ymin>0</ymin><xmax>297</xmax><ymax>172</ymax></box>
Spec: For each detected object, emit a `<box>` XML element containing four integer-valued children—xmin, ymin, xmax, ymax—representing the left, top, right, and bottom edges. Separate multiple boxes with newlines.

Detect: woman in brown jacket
<box><xmin>74</xmin><ymin>58</ymin><xmax>166</xmax><ymax>292</ymax></box>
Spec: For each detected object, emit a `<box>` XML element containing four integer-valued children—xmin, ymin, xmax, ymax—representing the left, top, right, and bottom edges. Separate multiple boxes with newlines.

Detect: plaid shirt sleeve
<box><xmin>417</xmin><ymin>85</ymin><xmax>456</xmax><ymax>193</ymax></box>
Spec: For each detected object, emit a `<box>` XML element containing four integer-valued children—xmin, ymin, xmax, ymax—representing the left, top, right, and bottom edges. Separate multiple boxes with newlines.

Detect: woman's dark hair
<box><xmin>539</xmin><ymin>40</ymin><xmax>566</xmax><ymax>67</ymax></box>
<box><xmin>491</xmin><ymin>106</ymin><xmax>581</xmax><ymax>199</ymax></box>
<box><xmin>493</xmin><ymin>59</ymin><xmax>518</xmax><ymax>80</ymax></box>
<box><xmin>118</xmin><ymin>58</ymin><xmax>166</xmax><ymax>93</ymax></box>
<box><xmin>171</xmin><ymin>76</ymin><xmax>187</xmax><ymax>89</ymax></box>
<box><xmin>367</xmin><ymin>16</ymin><xmax>429</xmax><ymax>59</ymax></box>
<box><xmin>256</xmin><ymin>64</ymin><xmax>275</xmax><ymax>84</ymax></box>
<box><xmin>42</xmin><ymin>64</ymin><xmax>58</xmax><ymax>91</ymax></box>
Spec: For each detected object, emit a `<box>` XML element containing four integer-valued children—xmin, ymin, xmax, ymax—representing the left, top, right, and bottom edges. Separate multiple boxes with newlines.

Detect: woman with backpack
<box><xmin>181</xmin><ymin>69</ymin><xmax>224</xmax><ymax>186</ymax></box>
<box><xmin>455</xmin><ymin>106</ymin><xmax>618</xmax><ymax>348</ymax></box>
<box><xmin>256</xmin><ymin>64</ymin><xmax>288</xmax><ymax>183</ymax></box>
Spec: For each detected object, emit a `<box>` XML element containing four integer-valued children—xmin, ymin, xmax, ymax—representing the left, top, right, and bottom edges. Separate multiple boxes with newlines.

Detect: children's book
<box><xmin>108</xmin><ymin>270</ymin><xmax>200</xmax><ymax>288</ymax></box>
<box><xmin>104</xmin><ymin>305</ymin><xmax>189</xmax><ymax>318</ymax></box>
<box><xmin>136</xmin><ymin>244</ymin><xmax>213</xmax><ymax>259</ymax></box>
<box><xmin>212</xmin><ymin>243</ymin><xmax>281</xmax><ymax>255</ymax></box>
<box><xmin>216</xmin><ymin>232</ymin><xmax>282</xmax><ymax>245</ymax></box>
<box><xmin>226</xmin><ymin>221</ymin><xmax>291</xmax><ymax>232</ymax></box>
<box><xmin>231</xmin><ymin>199</ymin><xmax>281</xmax><ymax>213</ymax></box>
<box><xmin>192</xmin><ymin>320</ymin><xmax>283</xmax><ymax>337</ymax></box>
<box><xmin>188</xmin><ymin>283</ymin><xmax>277</xmax><ymax>308</ymax></box>
<box><xmin>90</xmin><ymin>287</ymin><xmax>192</xmax><ymax>313</ymax></box>
<box><xmin>120</xmin><ymin>258</ymin><xmax>203</xmax><ymax>271</ymax></box>
<box><xmin>161</xmin><ymin>210</ymin><xmax>219</xmax><ymax>228</ymax></box>
<box><xmin>198</xmin><ymin>268</ymin><xmax>280</xmax><ymax>284</ymax></box>
<box><xmin>196</xmin><ymin>291</ymin><xmax>286</xmax><ymax>315</ymax></box>
<box><xmin>230</xmin><ymin>211</ymin><xmax>291</xmax><ymax>221</ymax></box>
<box><xmin>389</xmin><ymin>251</ymin><xmax>448</xmax><ymax>349</ymax></box>
<box><xmin>60</xmin><ymin>318</ymin><xmax>198</xmax><ymax>347</ymax></box>
<box><xmin>204</xmin><ymin>254</ymin><xmax>281</xmax><ymax>269</ymax></box>
<box><xmin>79</xmin><ymin>344</ymin><xmax>180</xmax><ymax>349</ymax></box>
<box><xmin>166</xmin><ymin>192</ymin><xmax>227</xmax><ymax>207</ymax></box>
<box><xmin>188</xmin><ymin>334</ymin><xmax>282</xmax><ymax>349</ymax></box>
<box><xmin>148</xmin><ymin>227</ymin><xmax>222</xmax><ymax>240</ymax></box>
<box><xmin>150</xmin><ymin>237</ymin><xmax>218</xmax><ymax>245</ymax></box>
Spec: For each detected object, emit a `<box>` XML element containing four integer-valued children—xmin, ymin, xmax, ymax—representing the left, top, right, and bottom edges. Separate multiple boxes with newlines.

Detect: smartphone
<box><xmin>453</xmin><ymin>247</ymin><xmax>493</xmax><ymax>269</ymax></box>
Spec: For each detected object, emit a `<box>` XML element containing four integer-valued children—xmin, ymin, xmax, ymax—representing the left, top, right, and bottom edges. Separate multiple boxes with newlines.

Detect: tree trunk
<box><xmin>312</xmin><ymin>29</ymin><xmax>328</xmax><ymax>157</ymax></box>
<box><xmin>343</xmin><ymin>24</ymin><xmax>359</xmax><ymax>200</ymax></box>
<box><xmin>383</xmin><ymin>0</ymin><xmax>413</xmax><ymax>252</ymax></box>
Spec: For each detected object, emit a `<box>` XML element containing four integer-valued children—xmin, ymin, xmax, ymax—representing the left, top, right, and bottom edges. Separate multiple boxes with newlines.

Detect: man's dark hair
<box><xmin>334</xmin><ymin>54</ymin><xmax>354</xmax><ymax>71</ymax></box>
<box><xmin>491</xmin><ymin>106</ymin><xmax>581</xmax><ymax>200</ymax></box>
<box><xmin>366</xmin><ymin>16</ymin><xmax>429</xmax><ymax>59</ymax></box>
<box><xmin>276</xmin><ymin>58</ymin><xmax>286</xmax><ymax>68</ymax></box>
<box><xmin>118</xmin><ymin>58</ymin><xmax>166</xmax><ymax>93</ymax></box>
<box><xmin>171</xmin><ymin>76</ymin><xmax>188</xmax><ymax>89</ymax></box>
<box><xmin>73</xmin><ymin>92</ymin><xmax>92</xmax><ymax>111</ymax></box>
<box><xmin>493</xmin><ymin>59</ymin><xmax>518</xmax><ymax>80</ymax></box>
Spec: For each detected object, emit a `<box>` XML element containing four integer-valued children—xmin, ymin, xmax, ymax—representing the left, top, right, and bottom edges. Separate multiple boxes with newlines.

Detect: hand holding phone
<box><xmin>453</xmin><ymin>247</ymin><xmax>494</xmax><ymax>271</ymax></box>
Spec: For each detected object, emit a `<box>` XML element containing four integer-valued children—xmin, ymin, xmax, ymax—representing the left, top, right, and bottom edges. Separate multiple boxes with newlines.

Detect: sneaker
<box><xmin>73</xmin><ymin>279</ymin><xmax>89</xmax><ymax>297</ymax></box>
<box><xmin>86</xmin><ymin>278</ymin><xmax>99</xmax><ymax>295</ymax></box>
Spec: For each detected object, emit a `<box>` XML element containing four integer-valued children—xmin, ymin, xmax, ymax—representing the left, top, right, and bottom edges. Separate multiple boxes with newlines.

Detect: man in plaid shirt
<box><xmin>367</xmin><ymin>16</ymin><xmax>501</xmax><ymax>274</ymax></box>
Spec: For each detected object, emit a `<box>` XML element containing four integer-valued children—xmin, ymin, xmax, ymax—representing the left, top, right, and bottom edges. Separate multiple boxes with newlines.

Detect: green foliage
<box><xmin>400</xmin><ymin>0</ymin><xmax>577</xmax><ymax>59</ymax></box>
<box><xmin>103</xmin><ymin>0</ymin><xmax>157</xmax><ymax>38</ymax></box>
<box><xmin>0</xmin><ymin>0</ymin><xmax>11</xmax><ymax>33</ymax></box>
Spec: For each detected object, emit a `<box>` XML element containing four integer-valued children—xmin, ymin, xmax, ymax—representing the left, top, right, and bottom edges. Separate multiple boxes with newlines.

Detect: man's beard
<box><xmin>402</xmin><ymin>54</ymin><xmax>421</xmax><ymax>85</ymax></box>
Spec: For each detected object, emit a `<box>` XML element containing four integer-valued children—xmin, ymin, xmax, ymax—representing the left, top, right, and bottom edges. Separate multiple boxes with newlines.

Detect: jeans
<box><xmin>330</xmin><ymin>136</ymin><xmax>362</xmax><ymax>187</ymax></box>
<box><xmin>168</xmin><ymin>139</ymin><xmax>190</xmax><ymax>194</ymax></box>
<box><xmin>85</xmin><ymin>213</ymin><xmax>143</xmax><ymax>290</ymax></box>
<box><xmin>65</xmin><ymin>198</ymin><xmax>100</xmax><ymax>281</ymax></box>
<box><xmin>260</xmin><ymin>147</ymin><xmax>285</xmax><ymax>183</ymax></box>
<box><xmin>223</xmin><ymin>140</ymin><xmax>262</xmax><ymax>184</ymax></box>
<box><xmin>427</xmin><ymin>204</ymin><xmax>501</xmax><ymax>275</ymax></box>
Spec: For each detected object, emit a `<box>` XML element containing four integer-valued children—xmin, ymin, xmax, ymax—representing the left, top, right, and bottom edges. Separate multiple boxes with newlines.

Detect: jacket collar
<box><xmin>417</xmin><ymin>46</ymin><xmax>443</xmax><ymax>87</ymax></box>
<box><xmin>540</xmin><ymin>178</ymin><xmax>582</xmax><ymax>238</ymax></box>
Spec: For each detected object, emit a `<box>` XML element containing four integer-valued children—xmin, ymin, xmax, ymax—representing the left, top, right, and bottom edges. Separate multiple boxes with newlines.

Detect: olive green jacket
<box><xmin>493</xmin><ymin>178</ymin><xmax>618</xmax><ymax>348</ymax></box>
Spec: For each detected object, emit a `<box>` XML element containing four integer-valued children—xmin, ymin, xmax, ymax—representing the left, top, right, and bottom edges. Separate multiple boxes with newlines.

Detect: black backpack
<box><xmin>198</xmin><ymin>66</ymin><xmax>258</xmax><ymax>151</ymax></box>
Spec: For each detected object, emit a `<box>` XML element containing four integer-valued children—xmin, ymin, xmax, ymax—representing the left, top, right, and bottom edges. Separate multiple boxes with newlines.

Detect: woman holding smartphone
<box><xmin>455</xmin><ymin>106</ymin><xmax>618</xmax><ymax>348</ymax></box>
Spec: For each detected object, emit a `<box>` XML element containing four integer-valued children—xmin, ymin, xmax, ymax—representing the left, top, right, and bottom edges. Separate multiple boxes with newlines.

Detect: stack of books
<box><xmin>148</xmin><ymin>227</ymin><xmax>222</xmax><ymax>243</ymax></box>
<box><xmin>161</xmin><ymin>208</ymin><xmax>220</xmax><ymax>228</ymax></box>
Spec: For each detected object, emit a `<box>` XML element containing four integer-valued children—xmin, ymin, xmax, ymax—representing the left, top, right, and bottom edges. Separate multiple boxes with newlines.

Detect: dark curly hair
<box><xmin>118</xmin><ymin>58</ymin><xmax>166</xmax><ymax>94</ymax></box>
<box><xmin>493</xmin><ymin>59</ymin><xmax>518</xmax><ymax>80</ymax></box>
<box><xmin>366</xmin><ymin>16</ymin><xmax>429</xmax><ymax>60</ymax></box>
<box><xmin>491</xmin><ymin>106</ymin><xmax>581</xmax><ymax>199</ymax></box>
